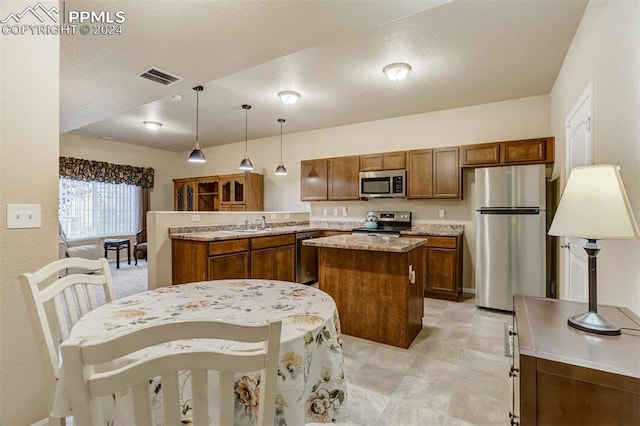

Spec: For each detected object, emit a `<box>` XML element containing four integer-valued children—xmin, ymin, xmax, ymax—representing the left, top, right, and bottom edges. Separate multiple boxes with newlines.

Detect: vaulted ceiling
<box><xmin>61</xmin><ymin>0</ymin><xmax>587</xmax><ymax>152</ymax></box>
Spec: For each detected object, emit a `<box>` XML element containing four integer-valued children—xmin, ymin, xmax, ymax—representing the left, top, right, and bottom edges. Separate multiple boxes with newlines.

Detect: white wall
<box><xmin>0</xmin><ymin>0</ymin><xmax>59</xmax><ymax>422</ymax></box>
<box><xmin>550</xmin><ymin>1</ymin><xmax>640</xmax><ymax>314</ymax></box>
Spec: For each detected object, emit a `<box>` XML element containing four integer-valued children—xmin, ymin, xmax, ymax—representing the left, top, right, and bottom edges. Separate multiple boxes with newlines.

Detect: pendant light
<box><xmin>238</xmin><ymin>104</ymin><xmax>253</xmax><ymax>171</ymax></box>
<box><xmin>275</xmin><ymin>118</ymin><xmax>288</xmax><ymax>176</ymax></box>
<box><xmin>188</xmin><ymin>85</ymin><xmax>206</xmax><ymax>163</ymax></box>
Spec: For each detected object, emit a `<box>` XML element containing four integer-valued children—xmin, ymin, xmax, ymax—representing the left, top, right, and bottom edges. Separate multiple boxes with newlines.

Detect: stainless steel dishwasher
<box><xmin>295</xmin><ymin>231</ymin><xmax>319</xmax><ymax>284</ymax></box>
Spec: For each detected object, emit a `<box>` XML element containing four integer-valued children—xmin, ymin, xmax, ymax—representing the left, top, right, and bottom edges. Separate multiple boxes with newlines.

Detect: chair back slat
<box><xmin>132</xmin><ymin>382</ymin><xmax>153</xmax><ymax>425</ymax></box>
<box><xmin>18</xmin><ymin>257</ymin><xmax>115</xmax><ymax>424</ymax></box>
<box><xmin>161</xmin><ymin>372</ymin><xmax>181</xmax><ymax>425</ymax></box>
<box><xmin>191</xmin><ymin>368</ymin><xmax>209</xmax><ymax>426</ymax></box>
<box><xmin>62</xmin><ymin>319</ymin><xmax>282</xmax><ymax>426</ymax></box>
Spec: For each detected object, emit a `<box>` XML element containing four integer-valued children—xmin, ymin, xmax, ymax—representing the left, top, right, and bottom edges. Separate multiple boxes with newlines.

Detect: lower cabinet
<box><xmin>172</xmin><ymin>234</ymin><xmax>295</xmax><ymax>284</ymax></box>
<box><xmin>209</xmin><ymin>252</ymin><xmax>249</xmax><ymax>280</ymax></box>
<box><xmin>250</xmin><ymin>234</ymin><xmax>295</xmax><ymax>281</ymax></box>
<box><xmin>406</xmin><ymin>234</ymin><xmax>463</xmax><ymax>301</ymax></box>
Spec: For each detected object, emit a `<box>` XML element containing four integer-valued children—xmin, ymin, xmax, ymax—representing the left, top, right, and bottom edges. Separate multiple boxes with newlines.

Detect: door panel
<box><xmin>562</xmin><ymin>83</ymin><xmax>593</xmax><ymax>302</ymax></box>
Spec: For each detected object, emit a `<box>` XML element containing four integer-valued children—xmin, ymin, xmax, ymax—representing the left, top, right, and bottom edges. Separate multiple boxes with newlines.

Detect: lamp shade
<box><xmin>549</xmin><ymin>164</ymin><xmax>639</xmax><ymax>239</ymax></box>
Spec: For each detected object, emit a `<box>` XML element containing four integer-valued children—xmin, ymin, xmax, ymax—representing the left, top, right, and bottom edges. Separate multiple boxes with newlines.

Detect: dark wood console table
<box><xmin>512</xmin><ymin>295</ymin><xmax>640</xmax><ymax>426</ymax></box>
<box><xmin>103</xmin><ymin>238</ymin><xmax>130</xmax><ymax>269</ymax></box>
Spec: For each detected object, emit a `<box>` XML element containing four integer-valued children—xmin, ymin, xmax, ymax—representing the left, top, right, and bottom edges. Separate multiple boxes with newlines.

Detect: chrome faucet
<box><xmin>260</xmin><ymin>216</ymin><xmax>267</xmax><ymax>229</ymax></box>
<box><xmin>244</xmin><ymin>219</ymin><xmax>249</xmax><ymax>231</ymax></box>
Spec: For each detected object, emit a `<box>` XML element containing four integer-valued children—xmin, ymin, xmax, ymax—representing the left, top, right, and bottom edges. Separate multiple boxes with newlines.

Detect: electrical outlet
<box><xmin>333</xmin><ymin>208</ymin><xmax>338</xmax><ymax>217</ymax></box>
<box><xmin>439</xmin><ymin>209</ymin><xmax>445</xmax><ymax>219</ymax></box>
<box><xmin>6</xmin><ymin>204</ymin><xmax>41</xmax><ymax>229</ymax></box>
<box><xmin>191</xmin><ymin>214</ymin><xmax>200</xmax><ymax>222</ymax></box>
<box><xmin>323</xmin><ymin>209</ymin><xmax>328</xmax><ymax>217</ymax></box>
<box><xmin>284</xmin><ymin>213</ymin><xmax>291</xmax><ymax>219</ymax></box>
<box><xmin>342</xmin><ymin>206</ymin><xmax>348</xmax><ymax>216</ymax></box>
<box><xmin>270</xmin><ymin>213</ymin><xmax>277</xmax><ymax>219</ymax></box>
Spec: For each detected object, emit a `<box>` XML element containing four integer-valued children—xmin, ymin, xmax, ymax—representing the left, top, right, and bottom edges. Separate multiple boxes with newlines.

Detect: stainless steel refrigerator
<box><xmin>475</xmin><ymin>164</ymin><xmax>546</xmax><ymax>311</ymax></box>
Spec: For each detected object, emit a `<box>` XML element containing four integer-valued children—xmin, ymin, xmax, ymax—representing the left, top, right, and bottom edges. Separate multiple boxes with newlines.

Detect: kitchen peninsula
<box><xmin>303</xmin><ymin>234</ymin><xmax>426</xmax><ymax>348</ymax></box>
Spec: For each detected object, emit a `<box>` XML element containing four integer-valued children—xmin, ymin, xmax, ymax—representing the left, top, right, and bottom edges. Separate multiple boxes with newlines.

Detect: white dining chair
<box><xmin>18</xmin><ymin>257</ymin><xmax>115</xmax><ymax>426</ymax></box>
<box><xmin>61</xmin><ymin>318</ymin><xmax>282</xmax><ymax>426</ymax></box>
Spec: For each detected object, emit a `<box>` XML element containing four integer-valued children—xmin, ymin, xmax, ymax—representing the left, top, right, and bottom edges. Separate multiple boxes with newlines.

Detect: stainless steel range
<box><xmin>351</xmin><ymin>211</ymin><xmax>412</xmax><ymax>237</ymax></box>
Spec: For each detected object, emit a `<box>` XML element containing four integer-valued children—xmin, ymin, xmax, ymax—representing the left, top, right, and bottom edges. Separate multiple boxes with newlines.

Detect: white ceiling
<box><xmin>62</xmin><ymin>0</ymin><xmax>588</xmax><ymax>152</ymax></box>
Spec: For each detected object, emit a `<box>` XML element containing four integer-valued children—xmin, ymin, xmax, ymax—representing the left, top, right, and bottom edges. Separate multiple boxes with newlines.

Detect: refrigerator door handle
<box><xmin>479</xmin><ymin>208</ymin><xmax>540</xmax><ymax>215</ymax></box>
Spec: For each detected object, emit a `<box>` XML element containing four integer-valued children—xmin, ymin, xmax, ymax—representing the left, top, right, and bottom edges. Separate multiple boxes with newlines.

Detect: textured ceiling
<box><xmin>61</xmin><ymin>0</ymin><xmax>587</xmax><ymax>152</ymax></box>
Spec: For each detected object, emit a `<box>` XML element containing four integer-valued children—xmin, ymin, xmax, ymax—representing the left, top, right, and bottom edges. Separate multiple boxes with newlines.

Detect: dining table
<box><xmin>51</xmin><ymin>279</ymin><xmax>349</xmax><ymax>425</ymax></box>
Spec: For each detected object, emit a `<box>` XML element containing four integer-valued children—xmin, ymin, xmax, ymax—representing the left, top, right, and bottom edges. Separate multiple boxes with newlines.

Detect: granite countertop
<box><xmin>402</xmin><ymin>223</ymin><xmax>464</xmax><ymax>236</ymax></box>
<box><xmin>169</xmin><ymin>221</ymin><xmax>463</xmax><ymax>242</ymax></box>
<box><xmin>302</xmin><ymin>234</ymin><xmax>426</xmax><ymax>253</ymax></box>
<box><xmin>170</xmin><ymin>226</ymin><xmax>314</xmax><ymax>241</ymax></box>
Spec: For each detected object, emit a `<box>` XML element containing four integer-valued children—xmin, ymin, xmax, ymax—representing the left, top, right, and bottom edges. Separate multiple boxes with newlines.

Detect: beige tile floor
<box><xmin>341</xmin><ymin>296</ymin><xmax>513</xmax><ymax>426</ymax></box>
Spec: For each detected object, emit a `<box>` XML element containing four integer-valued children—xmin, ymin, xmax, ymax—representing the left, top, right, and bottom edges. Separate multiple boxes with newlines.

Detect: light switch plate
<box><xmin>191</xmin><ymin>214</ymin><xmax>200</xmax><ymax>222</ymax></box>
<box><xmin>284</xmin><ymin>213</ymin><xmax>291</xmax><ymax>219</ymax></box>
<box><xmin>439</xmin><ymin>209</ymin><xmax>445</xmax><ymax>218</ymax></box>
<box><xmin>7</xmin><ymin>204</ymin><xmax>41</xmax><ymax>229</ymax></box>
<box><xmin>270</xmin><ymin>213</ymin><xmax>277</xmax><ymax>219</ymax></box>
<box><xmin>333</xmin><ymin>208</ymin><xmax>338</xmax><ymax>217</ymax></box>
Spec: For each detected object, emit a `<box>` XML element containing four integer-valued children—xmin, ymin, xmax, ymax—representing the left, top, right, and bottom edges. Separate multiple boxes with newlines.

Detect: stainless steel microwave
<box><xmin>359</xmin><ymin>169</ymin><xmax>406</xmax><ymax>198</ymax></box>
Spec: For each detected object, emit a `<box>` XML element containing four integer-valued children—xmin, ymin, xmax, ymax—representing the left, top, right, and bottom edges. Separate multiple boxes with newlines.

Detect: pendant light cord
<box><xmin>245</xmin><ymin>107</ymin><xmax>248</xmax><ymax>156</ymax></box>
<box><xmin>196</xmin><ymin>89</ymin><xmax>199</xmax><ymax>145</ymax></box>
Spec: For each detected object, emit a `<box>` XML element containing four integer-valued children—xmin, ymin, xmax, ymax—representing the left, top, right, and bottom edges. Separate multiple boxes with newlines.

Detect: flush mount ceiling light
<box><xmin>238</xmin><ymin>104</ymin><xmax>254</xmax><ymax>171</ymax></box>
<box><xmin>187</xmin><ymin>86</ymin><xmax>206</xmax><ymax>163</ymax></box>
<box><xmin>278</xmin><ymin>90</ymin><xmax>301</xmax><ymax>105</ymax></box>
<box><xmin>275</xmin><ymin>118</ymin><xmax>288</xmax><ymax>176</ymax></box>
<box><xmin>142</xmin><ymin>121</ymin><xmax>162</xmax><ymax>131</ymax></box>
<box><xmin>383</xmin><ymin>62</ymin><xmax>412</xmax><ymax>81</ymax></box>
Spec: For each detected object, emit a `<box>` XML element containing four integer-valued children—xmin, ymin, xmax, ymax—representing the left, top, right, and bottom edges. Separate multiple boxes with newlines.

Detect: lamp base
<box><xmin>568</xmin><ymin>311</ymin><xmax>621</xmax><ymax>336</ymax></box>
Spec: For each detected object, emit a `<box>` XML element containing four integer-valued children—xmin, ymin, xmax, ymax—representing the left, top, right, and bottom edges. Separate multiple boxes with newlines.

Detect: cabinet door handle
<box><xmin>560</xmin><ymin>242</ymin><xmax>571</xmax><ymax>249</ymax></box>
<box><xmin>509</xmin><ymin>366</ymin><xmax>519</xmax><ymax>377</ymax></box>
<box><xmin>509</xmin><ymin>412</ymin><xmax>520</xmax><ymax>426</ymax></box>
<box><xmin>508</xmin><ymin>329</ymin><xmax>517</xmax><ymax>337</ymax></box>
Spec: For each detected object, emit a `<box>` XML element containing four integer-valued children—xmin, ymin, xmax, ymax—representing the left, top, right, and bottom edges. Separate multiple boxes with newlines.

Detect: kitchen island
<box><xmin>303</xmin><ymin>234</ymin><xmax>426</xmax><ymax>348</ymax></box>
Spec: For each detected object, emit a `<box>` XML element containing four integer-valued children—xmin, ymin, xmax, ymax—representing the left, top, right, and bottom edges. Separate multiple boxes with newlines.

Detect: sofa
<box><xmin>58</xmin><ymin>226</ymin><xmax>102</xmax><ymax>261</ymax></box>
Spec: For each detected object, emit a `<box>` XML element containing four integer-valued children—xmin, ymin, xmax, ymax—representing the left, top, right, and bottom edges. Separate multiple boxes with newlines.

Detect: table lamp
<box><xmin>548</xmin><ymin>164</ymin><xmax>639</xmax><ymax>335</ymax></box>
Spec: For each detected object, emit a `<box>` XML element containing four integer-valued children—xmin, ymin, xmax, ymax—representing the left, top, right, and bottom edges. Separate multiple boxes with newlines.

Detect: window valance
<box><xmin>59</xmin><ymin>157</ymin><xmax>154</xmax><ymax>189</ymax></box>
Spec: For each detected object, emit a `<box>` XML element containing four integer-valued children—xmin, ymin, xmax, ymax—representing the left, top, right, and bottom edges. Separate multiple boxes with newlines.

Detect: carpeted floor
<box><xmin>108</xmin><ymin>258</ymin><xmax>149</xmax><ymax>298</ymax></box>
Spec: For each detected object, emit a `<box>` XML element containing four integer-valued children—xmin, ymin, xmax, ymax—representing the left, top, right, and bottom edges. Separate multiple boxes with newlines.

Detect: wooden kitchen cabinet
<box><xmin>196</xmin><ymin>178</ymin><xmax>219</xmax><ymax>211</ymax></box>
<box><xmin>250</xmin><ymin>234</ymin><xmax>295</xmax><ymax>281</ymax></box>
<box><xmin>220</xmin><ymin>173</ymin><xmax>263</xmax><ymax>211</ymax></box>
<box><xmin>360</xmin><ymin>151</ymin><xmax>406</xmax><ymax>171</ymax></box>
<box><xmin>404</xmin><ymin>233</ymin><xmax>463</xmax><ymax>301</ymax></box>
<box><xmin>174</xmin><ymin>173</ymin><xmax>263</xmax><ymax>211</ymax></box>
<box><xmin>460</xmin><ymin>137</ymin><xmax>554</xmax><ymax>168</ymax></box>
<box><xmin>512</xmin><ymin>296</ymin><xmax>640</xmax><ymax>426</ymax></box>
<box><xmin>433</xmin><ymin>147</ymin><xmax>460</xmax><ymax>199</ymax></box>
<box><xmin>172</xmin><ymin>238</ymin><xmax>250</xmax><ymax>284</ymax></box>
<box><xmin>407</xmin><ymin>149</ymin><xmax>433</xmax><ymax>198</ymax></box>
<box><xmin>300</xmin><ymin>159</ymin><xmax>328</xmax><ymax>201</ymax></box>
<box><xmin>408</xmin><ymin>147</ymin><xmax>460</xmax><ymax>200</ymax></box>
<box><xmin>328</xmin><ymin>155</ymin><xmax>360</xmax><ymax>200</ymax></box>
<box><xmin>174</xmin><ymin>179</ymin><xmax>197</xmax><ymax>211</ymax></box>
<box><xmin>424</xmin><ymin>235</ymin><xmax>463</xmax><ymax>301</ymax></box>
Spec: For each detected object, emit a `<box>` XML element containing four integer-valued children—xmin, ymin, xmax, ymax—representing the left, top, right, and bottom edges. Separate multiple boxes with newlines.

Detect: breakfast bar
<box><xmin>304</xmin><ymin>234</ymin><xmax>426</xmax><ymax>348</ymax></box>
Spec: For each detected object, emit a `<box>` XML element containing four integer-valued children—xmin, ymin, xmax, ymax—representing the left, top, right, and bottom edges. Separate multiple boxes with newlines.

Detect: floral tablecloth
<box><xmin>52</xmin><ymin>279</ymin><xmax>348</xmax><ymax>425</ymax></box>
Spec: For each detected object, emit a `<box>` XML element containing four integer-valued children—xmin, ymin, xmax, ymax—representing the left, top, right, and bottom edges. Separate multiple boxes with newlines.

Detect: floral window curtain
<box><xmin>59</xmin><ymin>157</ymin><xmax>154</xmax><ymax>189</ymax></box>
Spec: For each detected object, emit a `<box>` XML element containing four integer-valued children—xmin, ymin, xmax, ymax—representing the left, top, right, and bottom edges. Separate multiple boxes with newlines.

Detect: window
<box><xmin>59</xmin><ymin>178</ymin><xmax>138</xmax><ymax>239</ymax></box>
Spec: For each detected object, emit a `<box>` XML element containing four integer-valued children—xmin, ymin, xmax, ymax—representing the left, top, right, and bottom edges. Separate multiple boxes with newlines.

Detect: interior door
<box><xmin>562</xmin><ymin>83</ymin><xmax>593</xmax><ymax>302</ymax></box>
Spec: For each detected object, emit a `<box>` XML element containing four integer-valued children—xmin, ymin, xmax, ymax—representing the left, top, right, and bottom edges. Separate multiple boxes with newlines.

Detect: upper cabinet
<box><xmin>408</xmin><ymin>147</ymin><xmax>460</xmax><ymax>200</ymax></box>
<box><xmin>174</xmin><ymin>172</ymin><xmax>263</xmax><ymax>212</ymax></box>
<box><xmin>460</xmin><ymin>137</ymin><xmax>554</xmax><ymax>167</ymax></box>
<box><xmin>300</xmin><ymin>156</ymin><xmax>360</xmax><ymax>201</ymax></box>
<box><xmin>360</xmin><ymin>151</ymin><xmax>406</xmax><ymax>171</ymax></box>
<box><xmin>300</xmin><ymin>159</ymin><xmax>328</xmax><ymax>201</ymax></box>
<box><xmin>328</xmin><ymin>156</ymin><xmax>360</xmax><ymax>200</ymax></box>
<box><xmin>220</xmin><ymin>173</ymin><xmax>263</xmax><ymax>211</ymax></box>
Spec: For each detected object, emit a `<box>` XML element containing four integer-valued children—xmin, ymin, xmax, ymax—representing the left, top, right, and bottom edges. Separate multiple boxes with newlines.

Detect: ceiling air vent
<box><xmin>138</xmin><ymin>67</ymin><xmax>183</xmax><ymax>86</ymax></box>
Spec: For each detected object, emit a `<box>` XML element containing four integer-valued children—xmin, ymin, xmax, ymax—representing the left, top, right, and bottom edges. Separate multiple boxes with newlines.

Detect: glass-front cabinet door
<box><xmin>220</xmin><ymin>176</ymin><xmax>246</xmax><ymax>206</ymax></box>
